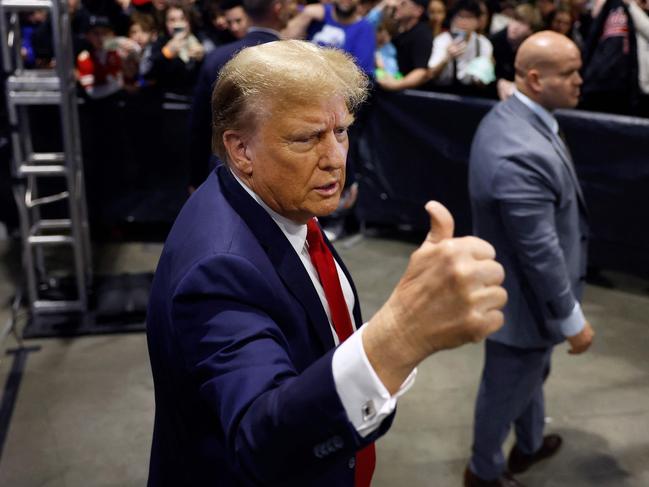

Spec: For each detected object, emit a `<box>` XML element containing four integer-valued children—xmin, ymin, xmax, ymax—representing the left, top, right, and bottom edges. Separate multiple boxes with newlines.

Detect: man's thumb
<box><xmin>425</xmin><ymin>201</ymin><xmax>454</xmax><ymax>243</ymax></box>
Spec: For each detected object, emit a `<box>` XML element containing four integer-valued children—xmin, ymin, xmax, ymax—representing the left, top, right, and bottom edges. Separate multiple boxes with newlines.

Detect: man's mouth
<box><xmin>314</xmin><ymin>181</ymin><xmax>340</xmax><ymax>196</ymax></box>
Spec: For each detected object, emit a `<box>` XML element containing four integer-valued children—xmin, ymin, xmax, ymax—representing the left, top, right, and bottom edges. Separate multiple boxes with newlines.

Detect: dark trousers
<box><xmin>469</xmin><ymin>340</ymin><xmax>553</xmax><ymax>480</ymax></box>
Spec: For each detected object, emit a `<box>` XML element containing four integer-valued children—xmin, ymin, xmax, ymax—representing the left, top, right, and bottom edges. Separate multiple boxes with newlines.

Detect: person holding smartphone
<box><xmin>427</xmin><ymin>0</ymin><xmax>494</xmax><ymax>95</ymax></box>
<box><xmin>145</xmin><ymin>0</ymin><xmax>204</xmax><ymax>96</ymax></box>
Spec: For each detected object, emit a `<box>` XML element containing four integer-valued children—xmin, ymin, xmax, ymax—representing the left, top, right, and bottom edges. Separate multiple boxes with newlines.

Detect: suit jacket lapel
<box><xmin>508</xmin><ymin>97</ymin><xmax>588</xmax><ymax>215</ymax></box>
<box><xmin>217</xmin><ymin>165</ymin><xmax>336</xmax><ymax>351</ymax></box>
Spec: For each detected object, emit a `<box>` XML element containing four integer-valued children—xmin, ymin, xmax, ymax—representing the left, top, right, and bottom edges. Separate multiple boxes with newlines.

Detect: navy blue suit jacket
<box><xmin>146</xmin><ymin>165</ymin><xmax>390</xmax><ymax>486</ymax></box>
<box><xmin>189</xmin><ymin>30</ymin><xmax>280</xmax><ymax>187</ymax></box>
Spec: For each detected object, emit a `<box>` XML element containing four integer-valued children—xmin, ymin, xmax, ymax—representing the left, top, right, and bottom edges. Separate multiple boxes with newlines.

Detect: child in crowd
<box><xmin>127</xmin><ymin>11</ymin><xmax>158</xmax><ymax>90</ymax></box>
<box><xmin>374</xmin><ymin>19</ymin><xmax>402</xmax><ymax>80</ymax></box>
<box><xmin>76</xmin><ymin>15</ymin><xmax>123</xmax><ymax>99</ymax></box>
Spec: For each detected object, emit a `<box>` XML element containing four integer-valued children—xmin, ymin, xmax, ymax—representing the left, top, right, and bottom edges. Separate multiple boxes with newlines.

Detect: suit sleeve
<box><xmin>170</xmin><ymin>252</ymin><xmax>387</xmax><ymax>485</ymax></box>
<box><xmin>492</xmin><ymin>157</ymin><xmax>579</xmax><ymax>333</ymax></box>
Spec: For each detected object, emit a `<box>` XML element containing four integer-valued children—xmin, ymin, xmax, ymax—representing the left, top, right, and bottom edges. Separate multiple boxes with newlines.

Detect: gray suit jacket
<box><xmin>469</xmin><ymin>95</ymin><xmax>589</xmax><ymax>349</ymax></box>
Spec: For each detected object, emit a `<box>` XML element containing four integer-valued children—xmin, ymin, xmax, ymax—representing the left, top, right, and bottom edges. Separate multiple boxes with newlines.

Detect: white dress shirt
<box><xmin>231</xmin><ymin>170</ymin><xmax>416</xmax><ymax>436</ymax></box>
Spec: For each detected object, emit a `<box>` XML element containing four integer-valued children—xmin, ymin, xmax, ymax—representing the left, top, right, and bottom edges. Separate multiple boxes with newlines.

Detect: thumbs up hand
<box><xmin>363</xmin><ymin>201</ymin><xmax>507</xmax><ymax>394</ymax></box>
<box><xmin>425</xmin><ymin>200</ymin><xmax>454</xmax><ymax>244</ymax></box>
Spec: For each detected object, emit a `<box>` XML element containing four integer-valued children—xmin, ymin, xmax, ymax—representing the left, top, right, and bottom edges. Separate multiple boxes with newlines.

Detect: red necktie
<box><xmin>306</xmin><ymin>218</ymin><xmax>376</xmax><ymax>487</ymax></box>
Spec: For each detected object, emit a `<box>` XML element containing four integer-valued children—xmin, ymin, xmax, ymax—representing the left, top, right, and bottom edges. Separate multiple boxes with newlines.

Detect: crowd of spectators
<box><xmin>15</xmin><ymin>0</ymin><xmax>649</xmax><ymax>112</ymax></box>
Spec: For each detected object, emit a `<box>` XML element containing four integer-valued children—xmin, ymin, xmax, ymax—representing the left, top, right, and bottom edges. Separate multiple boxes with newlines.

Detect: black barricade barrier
<box><xmin>78</xmin><ymin>91</ymin><xmax>191</xmax><ymax>233</ymax></box>
<box><xmin>356</xmin><ymin>90</ymin><xmax>649</xmax><ymax>276</ymax></box>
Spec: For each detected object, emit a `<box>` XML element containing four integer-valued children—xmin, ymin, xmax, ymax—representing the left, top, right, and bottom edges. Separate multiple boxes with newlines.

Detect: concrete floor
<box><xmin>0</xmin><ymin>235</ymin><xmax>648</xmax><ymax>487</ymax></box>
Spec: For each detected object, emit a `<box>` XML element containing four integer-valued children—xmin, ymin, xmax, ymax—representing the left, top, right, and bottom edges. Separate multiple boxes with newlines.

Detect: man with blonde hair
<box><xmin>147</xmin><ymin>40</ymin><xmax>507</xmax><ymax>486</ymax></box>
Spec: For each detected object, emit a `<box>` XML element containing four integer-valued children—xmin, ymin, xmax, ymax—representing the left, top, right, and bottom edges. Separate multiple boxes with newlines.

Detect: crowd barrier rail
<box><xmin>356</xmin><ymin>90</ymin><xmax>649</xmax><ymax>277</ymax></box>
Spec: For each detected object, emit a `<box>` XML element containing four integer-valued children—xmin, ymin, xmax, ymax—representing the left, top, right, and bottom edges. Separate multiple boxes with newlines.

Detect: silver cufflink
<box><xmin>361</xmin><ymin>400</ymin><xmax>376</xmax><ymax>421</ymax></box>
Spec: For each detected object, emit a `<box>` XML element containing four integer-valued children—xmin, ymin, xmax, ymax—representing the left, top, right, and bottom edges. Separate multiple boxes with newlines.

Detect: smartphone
<box><xmin>451</xmin><ymin>30</ymin><xmax>467</xmax><ymax>42</ymax></box>
<box><xmin>172</xmin><ymin>26</ymin><xmax>185</xmax><ymax>35</ymax></box>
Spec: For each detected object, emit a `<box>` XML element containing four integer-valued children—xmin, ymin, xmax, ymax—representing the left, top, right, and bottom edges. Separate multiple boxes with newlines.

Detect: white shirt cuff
<box><xmin>555</xmin><ymin>301</ymin><xmax>586</xmax><ymax>338</ymax></box>
<box><xmin>332</xmin><ymin>325</ymin><xmax>416</xmax><ymax>437</ymax></box>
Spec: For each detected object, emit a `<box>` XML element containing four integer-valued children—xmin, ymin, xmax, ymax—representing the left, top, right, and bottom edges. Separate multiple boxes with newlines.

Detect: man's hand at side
<box><xmin>567</xmin><ymin>321</ymin><xmax>595</xmax><ymax>355</ymax></box>
<box><xmin>363</xmin><ymin>201</ymin><xmax>507</xmax><ymax>394</ymax></box>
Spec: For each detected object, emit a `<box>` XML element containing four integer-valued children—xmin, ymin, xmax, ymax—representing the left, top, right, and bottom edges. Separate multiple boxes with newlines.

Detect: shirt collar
<box><xmin>513</xmin><ymin>89</ymin><xmax>559</xmax><ymax>135</ymax></box>
<box><xmin>230</xmin><ymin>168</ymin><xmax>307</xmax><ymax>255</ymax></box>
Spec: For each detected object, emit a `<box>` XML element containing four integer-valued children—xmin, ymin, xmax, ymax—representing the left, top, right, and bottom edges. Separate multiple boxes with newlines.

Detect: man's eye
<box><xmin>293</xmin><ymin>135</ymin><xmax>314</xmax><ymax>143</ymax></box>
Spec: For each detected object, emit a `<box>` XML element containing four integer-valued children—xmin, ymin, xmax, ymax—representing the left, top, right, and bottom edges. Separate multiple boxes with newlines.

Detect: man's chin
<box><xmin>313</xmin><ymin>198</ymin><xmax>342</xmax><ymax>218</ymax></box>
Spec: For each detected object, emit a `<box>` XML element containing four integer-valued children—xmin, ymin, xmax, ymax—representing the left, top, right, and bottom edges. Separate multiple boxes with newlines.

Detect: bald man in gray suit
<box><xmin>464</xmin><ymin>32</ymin><xmax>595</xmax><ymax>487</ymax></box>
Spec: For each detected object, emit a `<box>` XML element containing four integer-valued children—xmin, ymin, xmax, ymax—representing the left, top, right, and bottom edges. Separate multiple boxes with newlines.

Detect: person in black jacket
<box><xmin>144</xmin><ymin>0</ymin><xmax>204</xmax><ymax>97</ymax></box>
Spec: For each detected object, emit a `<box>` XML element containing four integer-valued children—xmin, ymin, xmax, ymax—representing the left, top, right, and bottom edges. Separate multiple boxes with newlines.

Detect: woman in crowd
<box><xmin>548</xmin><ymin>3</ymin><xmax>583</xmax><ymax>48</ymax></box>
<box><xmin>144</xmin><ymin>0</ymin><xmax>204</xmax><ymax>96</ymax></box>
<box><xmin>428</xmin><ymin>0</ymin><xmax>446</xmax><ymax>37</ymax></box>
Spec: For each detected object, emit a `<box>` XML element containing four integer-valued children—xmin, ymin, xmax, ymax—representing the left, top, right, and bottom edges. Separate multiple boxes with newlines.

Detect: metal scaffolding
<box><xmin>0</xmin><ymin>0</ymin><xmax>91</xmax><ymax>318</ymax></box>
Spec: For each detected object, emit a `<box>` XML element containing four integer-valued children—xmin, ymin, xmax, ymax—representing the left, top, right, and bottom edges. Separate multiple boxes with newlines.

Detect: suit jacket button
<box><xmin>348</xmin><ymin>457</ymin><xmax>356</xmax><ymax>469</ymax></box>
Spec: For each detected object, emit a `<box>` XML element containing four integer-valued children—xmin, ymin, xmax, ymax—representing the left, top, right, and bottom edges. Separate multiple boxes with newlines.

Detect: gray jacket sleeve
<box><xmin>493</xmin><ymin>156</ymin><xmax>577</xmax><ymax>325</ymax></box>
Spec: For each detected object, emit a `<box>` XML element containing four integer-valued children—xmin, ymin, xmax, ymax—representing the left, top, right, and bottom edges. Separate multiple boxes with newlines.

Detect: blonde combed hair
<box><xmin>211</xmin><ymin>40</ymin><xmax>369</xmax><ymax>161</ymax></box>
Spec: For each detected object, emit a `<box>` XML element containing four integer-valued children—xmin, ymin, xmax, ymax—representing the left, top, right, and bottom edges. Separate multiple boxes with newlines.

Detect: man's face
<box><xmin>225</xmin><ymin>6</ymin><xmax>249</xmax><ymax>39</ymax></box>
<box><xmin>335</xmin><ymin>0</ymin><xmax>359</xmax><ymax>18</ymax></box>
<box><xmin>244</xmin><ymin>96</ymin><xmax>353</xmax><ymax>224</ymax></box>
<box><xmin>537</xmin><ymin>46</ymin><xmax>582</xmax><ymax>110</ymax></box>
<box><xmin>276</xmin><ymin>0</ymin><xmax>293</xmax><ymax>29</ymax></box>
<box><xmin>393</xmin><ymin>0</ymin><xmax>423</xmax><ymax>23</ymax></box>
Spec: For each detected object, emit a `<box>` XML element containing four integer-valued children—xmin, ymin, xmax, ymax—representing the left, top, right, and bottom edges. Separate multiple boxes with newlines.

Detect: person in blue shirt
<box><xmin>283</xmin><ymin>0</ymin><xmax>376</xmax><ymax>75</ymax></box>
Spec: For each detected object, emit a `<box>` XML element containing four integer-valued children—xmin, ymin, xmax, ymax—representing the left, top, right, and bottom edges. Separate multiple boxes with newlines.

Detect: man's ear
<box><xmin>223</xmin><ymin>130</ymin><xmax>253</xmax><ymax>175</ymax></box>
<box><xmin>527</xmin><ymin>69</ymin><xmax>543</xmax><ymax>95</ymax></box>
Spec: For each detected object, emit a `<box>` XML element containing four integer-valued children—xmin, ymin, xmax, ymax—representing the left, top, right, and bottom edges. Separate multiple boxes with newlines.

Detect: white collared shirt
<box><xmin>231</xmin><ymin>170</ymin><xmax>416</xmax><ymax>436</ymax></box>
<box><xmin>513</xmin><ymin>89</ymin><xmax>559</xmax><ymax>135</ymax></box>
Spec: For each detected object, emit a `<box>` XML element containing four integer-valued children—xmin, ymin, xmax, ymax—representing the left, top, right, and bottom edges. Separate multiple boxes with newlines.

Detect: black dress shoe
<box><xmin>507</xmin><ymin>434</ymin><xmax>563</xmax><ymax>474</ymax></box>
<box><xmin>464</xmin><ymin>467</ymin><xmax>525</xmax><ymax>487</ymax></box>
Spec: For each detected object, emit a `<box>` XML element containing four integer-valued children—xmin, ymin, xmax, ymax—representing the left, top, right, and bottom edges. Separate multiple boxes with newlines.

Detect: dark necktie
<box><xmin>556</xmin><ymin>127</ymin><xmax>586</xmax><ymax>206</ymax></box>
<box><xmin>306</xmin><ymin>218</ymin><xmax>376</xmax><ymax>487</ymax></box>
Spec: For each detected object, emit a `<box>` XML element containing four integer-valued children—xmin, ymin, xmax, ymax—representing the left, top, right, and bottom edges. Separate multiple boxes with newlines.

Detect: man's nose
<box><xmin>574</xmin><ymin>72</ymin><xmax>583</xmax><ymax>86</ymax></box>
<box><xmin>319</xmin><ymin>132</ymin><xmax>347</xmax><ymax>169</ymax></box>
